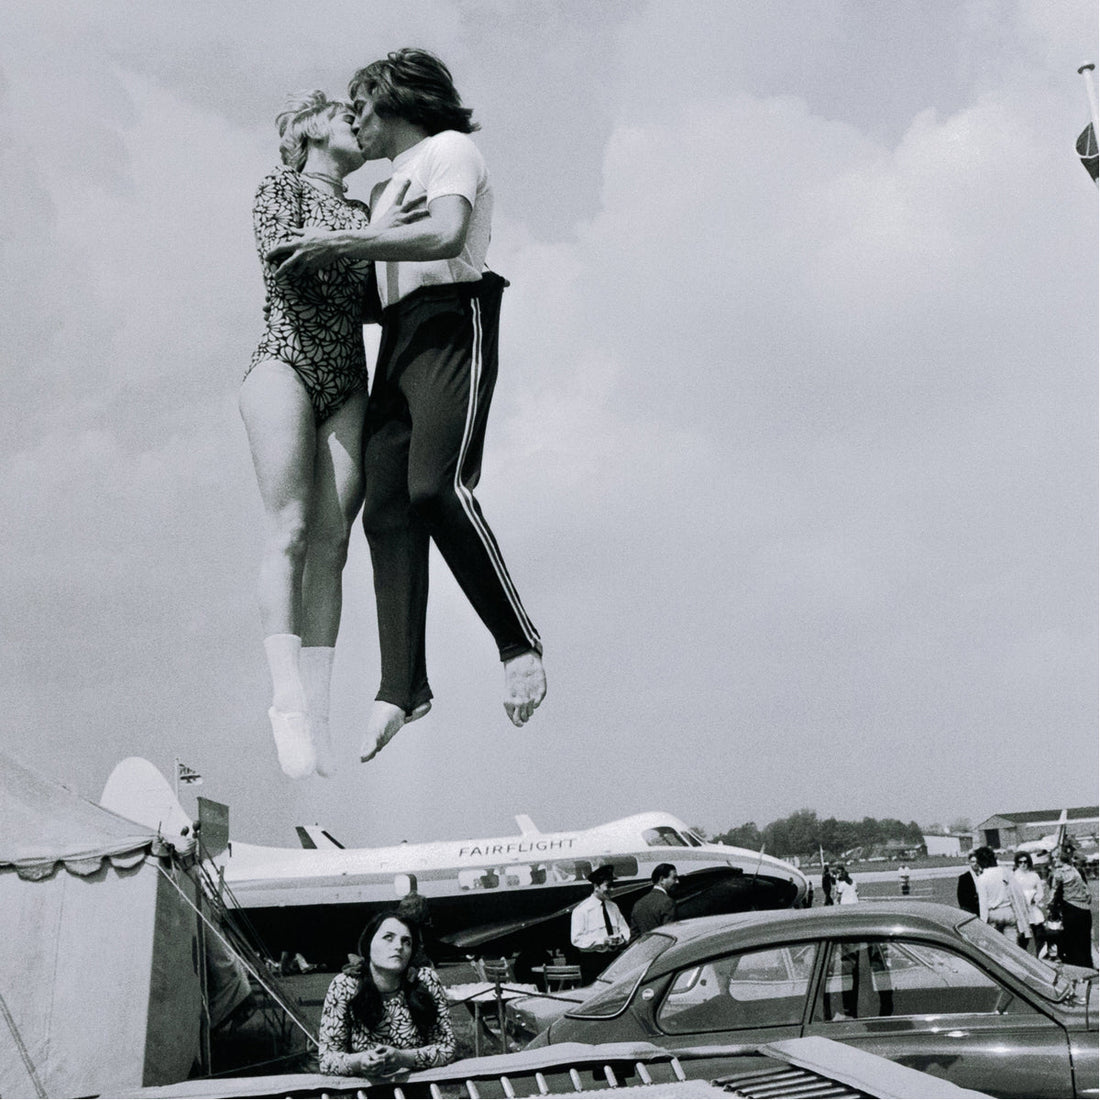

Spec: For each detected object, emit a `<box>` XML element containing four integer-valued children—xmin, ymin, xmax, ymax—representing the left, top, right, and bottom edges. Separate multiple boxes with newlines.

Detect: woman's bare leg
<box><xmin>300</xmin><ymin>391</ymin><xmax>369</xmax><ymax>775</ymax></box>
<box><xmin>301</xmin><ymin>390</ymin><xmax>369</xmax><ymax>647</ymax></box>
<box><xmin>239</xmin><ymin>360</ymin><xmax>317</xmax><ymax>778</ymax></box>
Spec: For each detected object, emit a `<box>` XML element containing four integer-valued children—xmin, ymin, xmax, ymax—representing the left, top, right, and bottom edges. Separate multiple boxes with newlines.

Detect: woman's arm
<box><xmin>253</xmin><ymin>170</ymin><xmax>303</xmax><ymax>257</ymax></box>
<box><xmin>318</xmin><ymin>974</ymin><xmax>369</xmax><ymax>1076</ymax></box>
<box><xmin>388</xmin><ymin>969</ymin><xmax>457</xmax><ymax>1070</ymax></box>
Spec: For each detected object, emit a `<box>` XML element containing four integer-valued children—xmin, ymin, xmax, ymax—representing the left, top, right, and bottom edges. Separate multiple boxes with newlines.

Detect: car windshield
<box><xmin>956</xmin><ymin>915</ymin><xmax>1071</xmax><ymax>1001</ymax></box>
<box><xmin>567</xmin><ymin>933</ymin><xmax>675</xmax><ymax>1019</ymax></box>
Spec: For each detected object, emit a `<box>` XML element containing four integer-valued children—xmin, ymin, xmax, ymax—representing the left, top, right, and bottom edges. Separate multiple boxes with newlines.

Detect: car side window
<box><xmin>658</xmin><ymin>944</ymin><xmax>816</xmax><ymax>1033</ymax></box>
<box><xmin>815</xmin><ymin>940</ymin><xmax>1035</xmax><ymax>1021</ymax></box>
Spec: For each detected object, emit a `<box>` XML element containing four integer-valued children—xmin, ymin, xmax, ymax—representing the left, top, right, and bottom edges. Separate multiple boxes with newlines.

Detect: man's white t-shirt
<box><xmin>371</xmin><ymin>130</ymin><xmax>492</xmax><ymax>308</ymax></box>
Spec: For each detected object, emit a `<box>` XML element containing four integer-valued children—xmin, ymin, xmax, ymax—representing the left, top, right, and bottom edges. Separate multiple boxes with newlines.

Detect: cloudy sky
<box><xmin>1</xmin><ymin>1</ymin><xmax>1096</xmax><ymax>851</ymax></box>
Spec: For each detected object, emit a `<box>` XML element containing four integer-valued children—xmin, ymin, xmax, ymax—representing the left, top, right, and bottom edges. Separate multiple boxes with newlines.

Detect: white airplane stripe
<box><xmin>452</xmin><ymin>297</ymin><xmax>540</xmax><ymax>647</ymax></box>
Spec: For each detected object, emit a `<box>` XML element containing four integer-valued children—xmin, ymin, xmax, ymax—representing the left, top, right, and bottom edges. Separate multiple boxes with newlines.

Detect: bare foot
<box><xmin>359</xmin><ymin>700</ymin><xmax>431</xmax><ymax>763</ymax></box>
<box><xmin>503</xmin><ymin>651</ymin><xmax>547</xmax><ymax>727</ymax></box>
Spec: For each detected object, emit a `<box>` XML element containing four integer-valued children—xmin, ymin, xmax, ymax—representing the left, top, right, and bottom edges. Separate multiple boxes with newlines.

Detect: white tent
<box><xmin>0</xmin><ymin>750</ymin><xmax>203</xmax><ymax>1098</ymax></box>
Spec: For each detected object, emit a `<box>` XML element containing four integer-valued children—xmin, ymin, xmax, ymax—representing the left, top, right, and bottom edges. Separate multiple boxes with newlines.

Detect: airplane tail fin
<box><xmin>295</xmin><ymin>825</ymin><xmax>345</xmax><ymax>850</ymax></box>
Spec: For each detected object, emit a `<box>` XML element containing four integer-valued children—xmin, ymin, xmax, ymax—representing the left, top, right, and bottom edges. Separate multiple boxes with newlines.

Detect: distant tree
<box><xmin>860</xmin><ymin>817</ymin><xmax>883</xmax><ymax>846</ymax></box>
<box><xmin>763</xmin><ymin>809</ymin><xmax>820</xmax><ymax>857</ymax></box>
<box><xmin>713</xmin><ymin>811</ymin><xmax>951</xmax><ymax>860</ymax></box>
<box><xmin>949</xmin><ymin>817</ymin><xmax>973</xmax><ymax>834</ymax></box>
<box><xmin>715</xmin><ymin>822</ymin><xmax>763</xmax><ymax>850</ymax></box>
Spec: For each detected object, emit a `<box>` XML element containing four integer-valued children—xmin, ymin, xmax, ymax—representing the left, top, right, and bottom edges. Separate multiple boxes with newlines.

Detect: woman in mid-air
<box><xmin>318</xmin><ymin>912</ymin><xmax>456</xmax><ymax>1075</ymax></box>
<box><xmin>241</xmin><ymin>91</ymin><xmax>418</xmax><ymax>778</ymax></box>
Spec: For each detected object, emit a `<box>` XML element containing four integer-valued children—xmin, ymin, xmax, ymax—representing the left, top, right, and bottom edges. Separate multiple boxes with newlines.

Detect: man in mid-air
<box><xmin>269</xmin><ymin>50</ymin><xmax>546</xmax><ymax>762</ymax></box>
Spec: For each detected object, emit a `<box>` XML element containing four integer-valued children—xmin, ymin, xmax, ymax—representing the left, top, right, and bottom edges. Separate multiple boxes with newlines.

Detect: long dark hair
<box><xmin>346</xmin><ymin>912</ymin><xmax>438</xmax><ymax>1035</ymax></box>
<box><xmin>348</xmin><ymin>49</ymin><xmax>478</xmax><ymax>135</ymax></box>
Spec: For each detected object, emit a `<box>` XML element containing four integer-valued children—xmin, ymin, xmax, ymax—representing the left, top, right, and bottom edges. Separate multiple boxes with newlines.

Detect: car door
<box><xmin>652</xmin><ymin>942</ymin><xmax>818</xmax><ymax>1046</ymax></box>
<box><xmin>803</xmin><ymin>938</ymin><xmax>1074</xmax><ymax>1099</ymax></box>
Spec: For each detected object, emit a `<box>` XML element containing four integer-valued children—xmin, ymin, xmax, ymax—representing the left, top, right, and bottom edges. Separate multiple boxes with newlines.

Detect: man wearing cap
<box><xmin>571</xmin><ymin>865</ymin><xmax>630</xmax><ymax>982</ymax></box>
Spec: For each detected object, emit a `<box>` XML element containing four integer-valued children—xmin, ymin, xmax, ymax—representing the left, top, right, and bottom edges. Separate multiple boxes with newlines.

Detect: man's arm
<box><xmin>267</xmin><ymin>194</ymin><xmax>471</xmax><ymax>277</ymax></box>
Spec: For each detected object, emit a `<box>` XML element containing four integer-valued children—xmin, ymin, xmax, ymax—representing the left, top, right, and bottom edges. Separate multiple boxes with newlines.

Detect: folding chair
<box><xmin>541</xmin><ymin>963</ymin><xmax>583</xmax><ymax>993</ymax></box>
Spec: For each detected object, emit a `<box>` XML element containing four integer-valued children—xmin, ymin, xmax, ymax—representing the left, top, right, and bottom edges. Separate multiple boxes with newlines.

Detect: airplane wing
<box><xmin>439</xmin><ymin>879</ymin><xmax>657</xmax><ymax>951</ymax></box>
<box><xmin>439</xmin><ymin>867</ymin><xmax>744</xmax><ymax>952</ymax></box>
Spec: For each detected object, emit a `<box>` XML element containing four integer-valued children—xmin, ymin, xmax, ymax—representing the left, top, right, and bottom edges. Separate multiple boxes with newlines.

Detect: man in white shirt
<box><xmin>269</xmin><ymin>50</ymin><xmax>546</xmax><ymax>762</ymax></box>
<box><xmin>570</xmin><ymin>865</ymin><xmax>630</xmax><ymax>982</ymax></box>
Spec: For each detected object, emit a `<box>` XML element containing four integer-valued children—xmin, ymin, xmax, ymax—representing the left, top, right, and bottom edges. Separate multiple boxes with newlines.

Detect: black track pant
<box><xmin>362</xmin><ymin>273</ymin><xmax>541</xmax><ymax>712</ymax></box>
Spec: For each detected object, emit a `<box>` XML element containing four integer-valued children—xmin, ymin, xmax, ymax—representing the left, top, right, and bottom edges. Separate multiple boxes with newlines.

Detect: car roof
<box><xmin>638</xmin><ymin>902</ymin><xmax>973</xmax><ymax>974</ymax></box>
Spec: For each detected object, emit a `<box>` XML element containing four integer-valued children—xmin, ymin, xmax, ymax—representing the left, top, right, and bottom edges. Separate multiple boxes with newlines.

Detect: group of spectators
<box><xmin>958</xmin><ymin>844</ymin><xmax>1094</xmax><ymax>967</ymax></box>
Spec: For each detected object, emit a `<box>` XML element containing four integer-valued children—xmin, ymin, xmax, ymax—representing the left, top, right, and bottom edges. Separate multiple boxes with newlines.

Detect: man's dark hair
<box><xmin>651</xmin><ymin>863</ymin><xmax>676</xmax><ymax>885</ymax></box>
<box><xmin>349</xmin><ymin>49</ymin><xmax>478</xmax><ymax>135</ymax></box>
<box><xmin>973</xmin><ymin>845</ymin><xmax>998</xmax><ymax>870</ymax></box>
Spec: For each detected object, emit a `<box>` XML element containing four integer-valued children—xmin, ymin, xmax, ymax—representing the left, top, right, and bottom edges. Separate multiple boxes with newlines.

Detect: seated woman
<box><xmin>318</xmin><ymin>912</ymin><xmax>456</xmax><ymax>1075</ymax></box>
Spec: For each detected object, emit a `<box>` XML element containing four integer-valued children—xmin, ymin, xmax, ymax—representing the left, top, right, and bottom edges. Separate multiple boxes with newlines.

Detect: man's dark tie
<box><xmin>602</xmin><ymin>901</ymin><xmax>614</xmax><ymax>935</ymax></box>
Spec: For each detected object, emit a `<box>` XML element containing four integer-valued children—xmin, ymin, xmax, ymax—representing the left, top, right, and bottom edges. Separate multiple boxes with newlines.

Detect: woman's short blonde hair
<box><xmin>276</xmin><ymin>90</ymin><xmax>347</xmax><ymax>170</ymax></box>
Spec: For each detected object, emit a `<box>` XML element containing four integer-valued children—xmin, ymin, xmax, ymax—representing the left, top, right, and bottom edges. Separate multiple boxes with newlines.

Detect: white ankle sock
<box><xmin>263</xmin><ymin>634</ymin><xmax>306</xmax><ymax>713</ymax></box>
<box><xmin>301</xmin><ymin>646</ymin><xmax>335</xmax><ymax>777</ymax></box>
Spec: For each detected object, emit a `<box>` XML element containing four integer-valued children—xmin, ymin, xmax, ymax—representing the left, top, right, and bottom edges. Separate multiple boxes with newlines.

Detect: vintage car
<box><xmin>524</xmin><ymin>902</ymin><xmax>1098</xmax><ymax>1098</ymax></box>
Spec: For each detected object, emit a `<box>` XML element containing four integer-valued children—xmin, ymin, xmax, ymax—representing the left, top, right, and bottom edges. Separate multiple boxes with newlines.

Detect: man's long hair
<box><xmin>349</xmin><ymin>49</ymin><xmax>478</xmax><ymax>135</ymax></box>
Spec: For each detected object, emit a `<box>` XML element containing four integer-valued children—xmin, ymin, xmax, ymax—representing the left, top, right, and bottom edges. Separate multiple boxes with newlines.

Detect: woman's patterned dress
<box><xmin>246</xmin><ymin>166</ymin><xmax>376</xmax><ymax>424</ymax></box>
<box><xmin>318</xmin><ymin>966</ymin><xmax>457</xmax><ymax>1075</ymax></box>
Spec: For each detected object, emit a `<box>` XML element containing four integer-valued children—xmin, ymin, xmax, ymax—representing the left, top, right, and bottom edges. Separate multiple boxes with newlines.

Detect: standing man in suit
<box><xmin>629</xmin><ymin>864</ymin><xmax>678</xmax><ymax>936</ymax></box>
<box><xmin>957</xmin><ymin>851</ymin><xmax>981</xmax><ymax>915</ymax></box>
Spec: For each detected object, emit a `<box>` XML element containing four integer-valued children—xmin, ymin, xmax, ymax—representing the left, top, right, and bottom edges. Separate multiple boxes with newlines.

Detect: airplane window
<box><xmin>685</xmin><ymin>831</ymin><xmax>704</xmax><ymax>847</ymax></box>
<box><xmin>457</xmin><ymin>868</ymin><xmax>499</xmax><ymax>891</ymax></box>
<box><xmin>546</xmin><ymin>862</ymin><xmax>576</xmax><ymax>883</ymax></box>
<box><xmin>504</xmin><ymin>866</ymin><xmax>529</xmax><ymax>887</ymax></box>
<box><xmin>643</xmin><ymin>827</ymin><xmax>688</xmax><ymax>848</ymax></box>
<box><xmin>607</xmin><ymin>856</ymin><xmax>639</xmax><ymax>877</ymax></box>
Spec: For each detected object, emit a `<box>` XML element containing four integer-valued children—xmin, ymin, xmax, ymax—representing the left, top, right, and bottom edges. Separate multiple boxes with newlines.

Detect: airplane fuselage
<box><xmin>216</xmin><ymin>812</ymin><xmax>809</xmax><ymax>968</ymax></box>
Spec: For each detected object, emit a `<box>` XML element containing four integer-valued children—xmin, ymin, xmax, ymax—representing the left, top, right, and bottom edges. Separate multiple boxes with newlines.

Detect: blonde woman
<box><xmin>241</xmin><ymin>91</ymin><xmax>419</xmax><ymax>778</ymax></box>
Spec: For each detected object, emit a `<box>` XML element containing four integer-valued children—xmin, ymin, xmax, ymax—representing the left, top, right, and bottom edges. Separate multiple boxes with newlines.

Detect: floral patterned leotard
<box><xmin>318</xmin><ymin>966</ymin><xmax>456</xmax><ymax>1075</ymax></box>
<box><xmin>247</xmin><ymin>165</ymin><xmax>375</xmax><ymax>424</ymax></box>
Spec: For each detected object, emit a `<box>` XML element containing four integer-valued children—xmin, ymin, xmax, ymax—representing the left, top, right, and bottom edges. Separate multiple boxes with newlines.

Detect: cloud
<box><xmin>0</xmin><ymin>2</ymin><xmax>1095</xmax><ymax>844</ymax></box>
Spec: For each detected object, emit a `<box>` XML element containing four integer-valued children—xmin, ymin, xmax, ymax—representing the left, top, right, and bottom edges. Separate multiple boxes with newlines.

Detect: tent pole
<box><xmin>196</xmin><ymin>872</ymin><xmax>212</xmax><ymax>1074</ymax></box>
<box><xmin>1079</xmin><ymin>64</ymin><xmax>1099</xmax><ymax>134</ymax></box>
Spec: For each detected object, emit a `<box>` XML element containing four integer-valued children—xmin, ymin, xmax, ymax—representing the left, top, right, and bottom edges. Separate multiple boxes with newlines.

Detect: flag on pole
<box><xmin>1078</xmin><ymin>64</ymin><xmax>1099</xmax><ymax>184</ymax></box>
<box><xmin>1077</xmin><ymin>123</ymin><xmax>1098</xmax><ymax>182</ymax></box>
<box><xmin>176</xmin><ymin>760</ymin><xmax>203</xmax><ymax>786</ymax></box>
